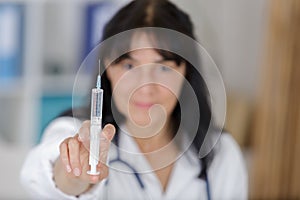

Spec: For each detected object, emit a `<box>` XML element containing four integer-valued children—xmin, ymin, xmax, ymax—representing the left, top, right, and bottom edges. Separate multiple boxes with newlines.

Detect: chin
<box><xmin>130</xmin><ymin>116</ymin><xmax>152</xmax><ymax>127</ymax></box>
<box><xmin>126</xmin><ymin>107</ymin><xmax>168</xmax><ymax>129</ymax></box>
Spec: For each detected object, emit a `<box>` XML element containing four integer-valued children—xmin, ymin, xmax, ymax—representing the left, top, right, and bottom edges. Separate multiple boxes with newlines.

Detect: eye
<box><xmin>123</xmin><ymin>63</ymin><xmax>133</xmax><ymax>70</ymax></box>
<box><xmin>160</xmin><ymin>65</ymin><xmax>171</xmax><ymax>72</ymax></box>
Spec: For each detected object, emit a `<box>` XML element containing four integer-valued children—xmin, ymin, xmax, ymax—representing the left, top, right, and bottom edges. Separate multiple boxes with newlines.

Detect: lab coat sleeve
<box><xmin>20</xmin><ymin>117</ymin><xmax>105</xmax><ymax>200</ymax></box>
<box><xmin>209</xmin><ymin>133</ymin><xmax>248</xmax><ymax>200</ymax></box>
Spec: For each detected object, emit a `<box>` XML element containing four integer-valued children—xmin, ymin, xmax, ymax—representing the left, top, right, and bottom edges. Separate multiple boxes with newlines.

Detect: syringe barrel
<box><xmin>90</xmin><ymin>88</ymin><xmax>103</xmax><ymax>124</ymax></box>
<box><xmin>88</xmin><ymin>88</ymin><xmax>103</xmax><ymax>172</ymax></box>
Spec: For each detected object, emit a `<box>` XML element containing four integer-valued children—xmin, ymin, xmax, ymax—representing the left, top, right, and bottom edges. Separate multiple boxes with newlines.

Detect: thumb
<box><xmin>102</xmin><ymin>124</ymin><xmax>116</xmax><ymax>141</ymax></box>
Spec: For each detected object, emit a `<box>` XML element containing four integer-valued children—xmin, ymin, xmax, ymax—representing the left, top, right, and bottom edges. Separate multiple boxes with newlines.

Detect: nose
<box><xmin>136</xmin><ymin>66</ymin><xmax>156</xmax><ymax>95</ymax></box>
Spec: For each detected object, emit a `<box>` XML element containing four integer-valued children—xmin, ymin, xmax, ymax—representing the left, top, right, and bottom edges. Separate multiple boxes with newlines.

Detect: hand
<box><xmin>54</xmin><ymin>121</ymin><xmax>115</xmax><ymax>195</ymax></box>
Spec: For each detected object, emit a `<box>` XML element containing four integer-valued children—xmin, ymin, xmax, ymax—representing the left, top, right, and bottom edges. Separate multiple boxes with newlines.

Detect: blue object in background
<box><xmin>82</xmin><ymin>2</ymin><xmax>118</xmax><ymax>74</ymax></box>
<box><xmin>0</xmin><ymin>3</ymin><xmax>24</xmax><ymax>80</ymax></box>
<box><xmin>38</xmin><ymin>95</ymin><xmax>73</xmax><ymax>143</ymax></box>
<box><xmin>38</xmin><ymin>94</ymin><xmax>86</xmax><ymax>143</ymax></box>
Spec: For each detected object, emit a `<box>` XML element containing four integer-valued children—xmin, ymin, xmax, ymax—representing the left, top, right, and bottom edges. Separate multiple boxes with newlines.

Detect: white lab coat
<box><xmin>20</xmin><ymin>117</ymin><xmax>248</xmax><ymax>200</ymax></box>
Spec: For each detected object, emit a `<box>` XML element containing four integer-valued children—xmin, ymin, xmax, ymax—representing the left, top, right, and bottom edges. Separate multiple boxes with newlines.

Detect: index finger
<box><xmin>81</xmin><ymin>120</ymin><xmax>90</xmax><ymax>129</ymax></box>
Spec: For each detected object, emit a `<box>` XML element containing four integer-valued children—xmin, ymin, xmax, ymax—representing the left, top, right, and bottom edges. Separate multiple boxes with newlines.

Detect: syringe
<box><xmin>87</xmin><ymin>70</ymin><xmax>103</xmax><ymax>175</ymax></box>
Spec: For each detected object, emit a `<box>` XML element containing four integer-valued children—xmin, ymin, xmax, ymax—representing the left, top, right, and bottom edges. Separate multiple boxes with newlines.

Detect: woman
<box><xmin>21</xmin><ymin>0</ymin><xmax>247</xmax><ymax>199</ymax></box>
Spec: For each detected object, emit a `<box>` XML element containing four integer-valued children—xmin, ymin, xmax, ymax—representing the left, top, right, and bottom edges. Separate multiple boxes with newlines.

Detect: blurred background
<box><xmin>0</xmin><ymin>0</ymin><xmax>299</xmax><ymax>199</ymax></box>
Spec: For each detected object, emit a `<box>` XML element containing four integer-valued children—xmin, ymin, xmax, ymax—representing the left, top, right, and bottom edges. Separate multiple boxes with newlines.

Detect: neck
<box><xmin>125</xmin><ymin>119</ymin><xmax>173</xmax><ymax>153</ymax></box>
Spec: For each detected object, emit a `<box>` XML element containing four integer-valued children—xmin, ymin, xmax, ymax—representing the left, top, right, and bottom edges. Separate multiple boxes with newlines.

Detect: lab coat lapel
<box><xmin>164</xmin><ymin>142</ymin><xmax>203</xmax><ymax>199</ymax></box>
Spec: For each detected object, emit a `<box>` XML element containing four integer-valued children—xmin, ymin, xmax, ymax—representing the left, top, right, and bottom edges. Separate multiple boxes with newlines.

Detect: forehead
<box><xmin>128</xmin><ymin>49</ymin><xmax>163</xmax><ymax>62</ymax></box>
<box><xmin>130</xmin><ymin>31</ymin><xmax>156</xmax><ymax>49</ymax></box>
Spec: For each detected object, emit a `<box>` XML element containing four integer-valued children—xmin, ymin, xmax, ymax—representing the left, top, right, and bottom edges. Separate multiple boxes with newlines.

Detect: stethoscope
<box><xmin>104</xmin><ymin>133</ymin><xmax>212</xmax><ymax>200</ymax></box>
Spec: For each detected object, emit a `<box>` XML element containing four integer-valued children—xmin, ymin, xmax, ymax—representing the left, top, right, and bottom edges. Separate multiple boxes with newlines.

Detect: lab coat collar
<box><xmin>110</xmin><ymin>124</ymin><xmax>202</xmax><ymax>198</ymax></box>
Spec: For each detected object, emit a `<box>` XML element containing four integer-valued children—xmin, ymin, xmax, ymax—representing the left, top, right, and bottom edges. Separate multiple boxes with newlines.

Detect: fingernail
<box><xmin>66</xmin><ymin>165</ymin><xmax>72</xmax><ymax>173</ymax></box>
<box><xmin>78</xmin><ymin>135</ymin><xmax>83</xmax><ymax>142</ymax></box>
<box><xmin>73</xmin><ymin>168</ymin><xmax>81</xmax><ymax>176</ymax></box>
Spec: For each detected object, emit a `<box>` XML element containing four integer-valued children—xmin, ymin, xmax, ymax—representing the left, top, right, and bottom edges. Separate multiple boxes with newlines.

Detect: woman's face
<box><xmin>106</xmin><ymin>35</ymin><xmax>186</xmax><ymax>129</ymax></box>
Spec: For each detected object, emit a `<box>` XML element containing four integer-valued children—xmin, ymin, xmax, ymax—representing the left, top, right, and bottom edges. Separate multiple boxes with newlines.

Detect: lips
<box><xmin>133</xmin><ymin>101</ymin><xmax>155</xmax><ymax>109</ymax></box>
